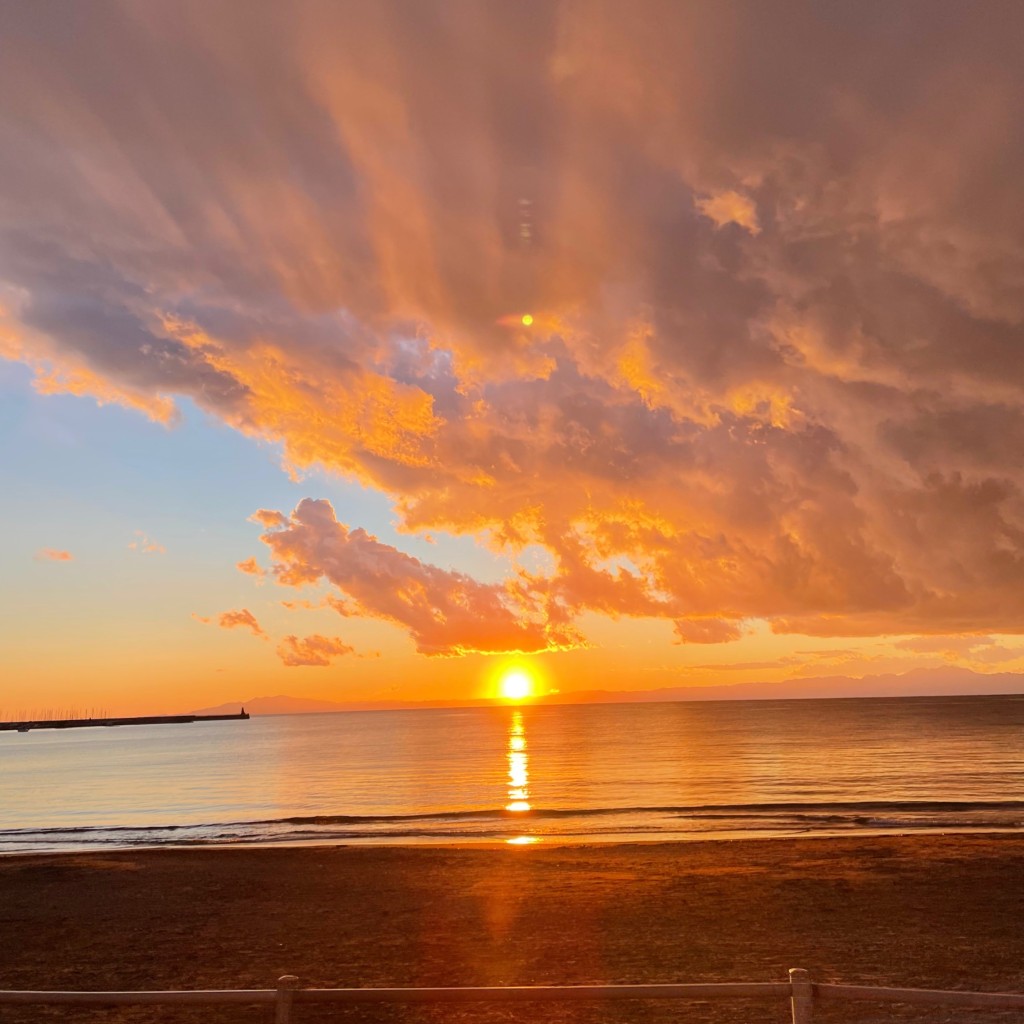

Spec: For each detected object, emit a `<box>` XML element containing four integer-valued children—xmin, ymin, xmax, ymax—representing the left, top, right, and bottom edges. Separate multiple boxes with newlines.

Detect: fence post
<box><xmin>275</xmin><ymin>975</ymin><xmax>299</xmax><ymax>1024</ymax></box>
<box><xmin>789</xmin><ymin>968</ymin><xmax>813</xmax><ymax>1024</ymax></box>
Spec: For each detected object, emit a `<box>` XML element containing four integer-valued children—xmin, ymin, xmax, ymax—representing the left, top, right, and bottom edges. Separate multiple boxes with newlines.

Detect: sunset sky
<box><xmin>4</xmin><ymin>1</ymin><xmax>1024</xmax><ymax>715</ymax></box>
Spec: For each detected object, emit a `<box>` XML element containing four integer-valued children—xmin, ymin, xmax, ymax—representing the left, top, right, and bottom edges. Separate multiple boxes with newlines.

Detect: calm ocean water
<box><xmin>2</xmin><ymin>695</ymin><xmax>1024</xmax><ymax>853</ymax></box>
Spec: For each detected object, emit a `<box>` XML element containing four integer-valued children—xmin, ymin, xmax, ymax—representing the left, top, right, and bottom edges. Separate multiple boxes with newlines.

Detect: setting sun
<box><xmin>499</xmin><ymin>669</ymin><xmax>535</xmax><ymax>701</ymax></box>
<box><xmin>521</xmin><ymin>313</ymin><xmax>533</xmax><ymax>326</ymax></box>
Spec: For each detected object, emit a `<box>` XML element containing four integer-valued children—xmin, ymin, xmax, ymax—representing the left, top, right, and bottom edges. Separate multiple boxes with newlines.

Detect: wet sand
<box><xmin>2</xmin><ymin>834</ymin><xmax>1024</xmax><ymax>1023</ymax></box>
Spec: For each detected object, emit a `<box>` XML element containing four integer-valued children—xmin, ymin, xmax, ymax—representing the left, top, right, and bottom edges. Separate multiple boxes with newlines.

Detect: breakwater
<box><xmin>1</xmin><ymin>712</ymin><xmax>249</xmax><ymax>733</ymax></box>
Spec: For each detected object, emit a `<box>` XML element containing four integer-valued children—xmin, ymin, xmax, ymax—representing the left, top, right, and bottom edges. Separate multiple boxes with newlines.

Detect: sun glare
<box><xmin>521</xmin><ymin>313</ymin><xmax>534</xmax><ymax>326</ymax></box>
<box><xmin>499</xmin><ymin>669</ymin><xmax>534</xmax><ymax>701</ymax></box>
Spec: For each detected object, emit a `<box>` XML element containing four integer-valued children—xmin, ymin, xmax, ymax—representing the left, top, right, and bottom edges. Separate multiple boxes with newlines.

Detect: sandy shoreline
<box><xmin>3</xmin><ymin>834</ymin><xmax>1024</xmax><ymax>1023</ymax></box>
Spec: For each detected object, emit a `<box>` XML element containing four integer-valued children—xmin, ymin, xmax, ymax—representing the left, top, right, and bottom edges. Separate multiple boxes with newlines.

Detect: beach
<box><xmin>3</xmin><ymin>834</ymin><xmax>1024</xmax><ymax>1024</ymax></box>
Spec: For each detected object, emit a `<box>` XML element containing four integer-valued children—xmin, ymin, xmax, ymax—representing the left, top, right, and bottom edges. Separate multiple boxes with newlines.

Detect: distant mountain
<box><xmin>194</xmin><ymin>667</ymin><xmax>1024</xmax><ymax>716</ymax></box>
<box><xmin>193</xmin><ymin>694</ymin><xmax>408</xmax><ymax>716</ymax></box>
<box><xmin>192</xmin><ymin>693</ymin><xmax>501</xmax><ymax>716</ymax></box>
<box><xmin>541</xmin><ymin>666</ymin><xmax>1024</xmax><ymax>704</ymax></box>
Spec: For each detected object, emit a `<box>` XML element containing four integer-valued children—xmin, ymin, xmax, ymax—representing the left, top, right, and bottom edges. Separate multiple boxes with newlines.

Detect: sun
<box><xmin>499</xmin><ymin>669</ymin><xmax>535</xmax><ymax>701</ymax></box>
<box><xmin>521</xmin><ymin>313</ymin><xmax>534</xmax><ymax>326</ymax></box>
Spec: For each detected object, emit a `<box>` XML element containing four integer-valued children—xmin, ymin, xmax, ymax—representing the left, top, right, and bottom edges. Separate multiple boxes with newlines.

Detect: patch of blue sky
<box><xmin>3</xmin><ymin>369</ymin><xmax>295</xmax><ymax>566</ymax></box>
<box><xmin>1</xmin><ymin>362</ymin><xmax>511</xmax><ymax>586</ymax></box>
<box><xmin>513</xmin><ymin>544</ymin><xmax>557</xmax><ymax>577</ymax></box>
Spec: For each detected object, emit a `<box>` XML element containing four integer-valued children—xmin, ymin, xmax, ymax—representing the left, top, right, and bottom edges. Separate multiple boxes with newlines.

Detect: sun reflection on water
<box><xmin>505</xmin><ymin>709</ymin><xmax>530</xmax><ymax>813</ymax></box>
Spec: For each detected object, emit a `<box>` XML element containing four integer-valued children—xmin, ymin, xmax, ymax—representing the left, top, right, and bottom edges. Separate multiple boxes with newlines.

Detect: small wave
<box><xmin>5</xmin><ymin>799</ymin><xmax>1024</xmax><ymax>854</ymax></box>
<box><xmin>6</xmin><ymin>799</ymin><xmax>1024</xmax><ymax>837</ymax></box>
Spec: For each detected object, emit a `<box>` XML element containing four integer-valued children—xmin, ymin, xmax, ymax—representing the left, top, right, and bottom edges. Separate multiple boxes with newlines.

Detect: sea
<box><xmin>2</xmin><ymin>694</ymin><xmax>1024</xmax><ymax>854</ymax></box>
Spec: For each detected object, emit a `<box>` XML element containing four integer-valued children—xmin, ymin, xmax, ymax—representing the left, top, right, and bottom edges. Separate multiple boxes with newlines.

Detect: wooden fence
<box><xmin>4</xmin><ymin>969</ymin><xmax>1024</xmax><ymax>1023</ymax></box>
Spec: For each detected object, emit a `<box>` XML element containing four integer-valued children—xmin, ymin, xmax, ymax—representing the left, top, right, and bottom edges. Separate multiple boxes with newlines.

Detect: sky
<box><xmin>4</xmin><ymin>1</ymin><xmax>1024</xmax><ymax>715</ymax></box>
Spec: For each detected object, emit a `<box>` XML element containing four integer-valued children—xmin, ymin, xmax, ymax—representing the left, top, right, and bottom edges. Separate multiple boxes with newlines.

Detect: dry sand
<box><xmin>2</xmin><ymin>834</ymin><xmax>1023</xmax><ymax>1024</ymax></box>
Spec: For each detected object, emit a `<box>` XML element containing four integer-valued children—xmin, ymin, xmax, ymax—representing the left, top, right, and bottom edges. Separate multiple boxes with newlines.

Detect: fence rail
<box><xmin>3</xmin><ymin>969</ymin><xmax>1024</xmax><ymax>1022</ymax></box>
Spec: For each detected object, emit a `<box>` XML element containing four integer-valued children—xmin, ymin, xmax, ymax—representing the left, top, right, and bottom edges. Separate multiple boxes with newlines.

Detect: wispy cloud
<box><xmin>236</xmin><ymin>557</ymin><xmax>266</xmax><ymax>581</ymax></box>
<box><xmin>35</xmin><ymin>548</ymin><xmax>73</xmax><ymax>562</ymax></box>
<box><xmin>195</xmin><ymin>608</ymin><xmax>267</xmax><ymax>639</ymax></box>
<box><xmin>128</xmin><ymin>531</ymin><xmax>165</xmax><ymax>555</ymax></box>
<box><xmin>218</xmin><ymin>609</ymin><xmax>266</xmax><ymax>638</ymax></box>
<box><xmin>277</xmin><ymin>634</ymin><xmax>354</xmax><ymax>667</ymax></box>
<box><xmin>674</xmin><ymin>620</ymin><xmax>745</xmax><ymax>645</ymax></box>
<box><xmin>893</xmin><ymin>634</ymin><xmax>1024</xmax><ymax>666</ymax></box>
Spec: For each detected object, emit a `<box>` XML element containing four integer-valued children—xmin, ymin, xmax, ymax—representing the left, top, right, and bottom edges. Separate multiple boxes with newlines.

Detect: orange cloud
<box><xmin>128</xmin><ymin>531</ymin><xmax>165</xmax><ymax>555</ymax></box>
<box><xmin>674</xmin><ymin>619</ymin><xmax>745</xmax><ymax>645</ymax></box>
<box><xmin>695</xmin><ymin>190</ymin><xmax>760</xmax><ymax>235</ymax></box>
<box><xmin>281</xmin><ymin>598</ymin><xmax>323</xmax><ymax>611</ymax></box>
<box><xmin>236</xmin><ymin>557</ymin><xmax>266</xmax><ymax>580</ymax></box>
<box><xmin>259</xmin><ymin>499</ymin><xmax>583</xmax><ymax>656</ymax></box>
<box><xmin>277</xmin><ymin>634</ymin><xmax>354</xmax><ymax>667</ymax></box>
<box><xmin>35</xmin><ymin>548</ymin><xmax>73</xmax><ymax>562</ymax></box>
<box><xmin>249</xmin><ymin>510</ymin><xmax>288</xmax><ymax>529</ymax></box>
<box><xmin>214</xmin><ymin>608</ymin><xmax>266</xmax><ymax>639</ymax></box>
